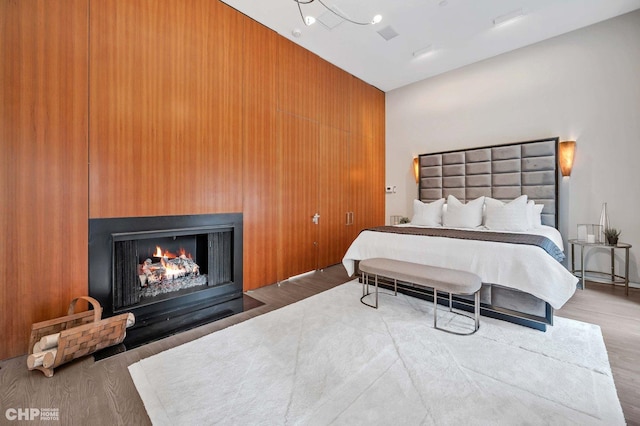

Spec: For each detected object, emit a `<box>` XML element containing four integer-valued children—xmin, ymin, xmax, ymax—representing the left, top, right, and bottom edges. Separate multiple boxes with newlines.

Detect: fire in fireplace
<box><xmin>139</xmin><ymin>245</ymin><xmax>205</xmax><ymax>297</ymax></box>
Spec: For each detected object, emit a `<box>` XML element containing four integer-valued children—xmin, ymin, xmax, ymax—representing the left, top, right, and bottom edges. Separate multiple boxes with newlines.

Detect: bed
<box><xmin>342</xmin><ymin>137</ymin><xmax>578</xmax><ymax>331</ymax></box>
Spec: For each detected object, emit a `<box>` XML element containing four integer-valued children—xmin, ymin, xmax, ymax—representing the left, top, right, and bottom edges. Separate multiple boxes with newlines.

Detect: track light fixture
<box><xmin>294</xmin><ymin>0</ymin><xmax>382</xmax><ymax>26</ymax></box>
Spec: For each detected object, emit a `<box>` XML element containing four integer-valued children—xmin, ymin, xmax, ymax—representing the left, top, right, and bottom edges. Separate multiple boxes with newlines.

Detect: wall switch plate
<box><xmin>385</xmin><ymin>186</ymin><xmax>397</xmax><ymax>194</ymax></box>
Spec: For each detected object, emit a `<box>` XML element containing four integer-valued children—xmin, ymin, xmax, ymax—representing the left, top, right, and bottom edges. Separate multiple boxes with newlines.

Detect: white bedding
<box><xmin>342</xmin><ymin>225</ymin><xmax>577</xmax><ymax>309</ymax></box>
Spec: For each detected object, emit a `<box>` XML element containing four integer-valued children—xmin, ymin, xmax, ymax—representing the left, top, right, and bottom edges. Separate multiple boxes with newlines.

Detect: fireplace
<box><xmin>89</xmin><ymin>213</ymin><xmax>244</xmax><ymax>347</ymax></box>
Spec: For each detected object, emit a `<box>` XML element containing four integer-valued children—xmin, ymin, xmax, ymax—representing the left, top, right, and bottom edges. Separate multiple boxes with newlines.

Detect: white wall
<box><xmin>385</xmin><ymin>10</ymin><xmax>640</xmax><ymax>283</ymax></box>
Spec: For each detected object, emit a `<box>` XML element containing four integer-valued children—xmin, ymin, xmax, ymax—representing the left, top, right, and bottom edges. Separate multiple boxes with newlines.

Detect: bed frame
<box><xmin>405</xmin><ymin>137</ymin><xmax>560</xmax><ymax>331</ymax></box>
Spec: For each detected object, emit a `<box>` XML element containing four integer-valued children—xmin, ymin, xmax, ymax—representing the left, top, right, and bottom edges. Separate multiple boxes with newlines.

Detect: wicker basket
<box><xmin>27</xmin><ymin>296</ymin><xmax>130</xmax><ymax>377</ymax></box>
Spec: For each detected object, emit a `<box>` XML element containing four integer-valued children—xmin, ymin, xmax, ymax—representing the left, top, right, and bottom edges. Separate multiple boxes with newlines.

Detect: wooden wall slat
<box><xmin>277</xmin><ymin>38</ymin><xmax>320</xmax><ymax>121</ymax></box>
<box><xmin>277</xmin><ymin>113</ymin><xmax>320</xmax><ymax>280</ymax></box>
<box><xmin>373</xmin><ymin>88</ymin><xmax>386</xmax><ymax>146</ymax></box>
<box><xmin>0</xmin><ymin>0</ymin><xmax>89</xmax><ymax>360</ymax></box>
<box><xmin>319</xmin><ymin>61</ymin><xmax>351</xmax><ymax>132</ymax></box>
<box><xmin>349</xmin><ymin>76</ymin><xmax>374</xmax><ymax>138</ymax></box>
<box><xmin>349</xmin><ymin>133</ymin><xmax>380</xmax><ymax>237</ymax></box>
<box><xmin>242</xmin><ymin>20</ymin><xmax>279</xmax><ymax>290</ymax></box>
<box><xmin>349</xmin><ymin>82</ymin><xmax>386</xmax><ymax>239</ymax></box>
<box><xmin>318</xmin><ymin>126</ymin><xmax>351</xmax><ymax>268</ymax></box>
<box><xmin>89</xmin><ymin>0</ymin><xmax>244</xmax><ymax>218</ymax></box>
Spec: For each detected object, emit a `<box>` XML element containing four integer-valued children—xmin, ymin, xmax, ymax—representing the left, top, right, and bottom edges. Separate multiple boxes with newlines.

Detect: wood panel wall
<box><xmin>242</xmin><ymin>20</ymin><xmax>279</xmax><ymax>290</ymax></box>
<box><xmin>318</xmin><ymin>126</ymin><xmax>351</xmax><ymax>268</ymax></box>
<box><xmin>89</xmin><ymin>0</ymin><xmax>244</xmax><ymax>218</ymax></box>
<box><xmin>277</xmin><ymin>113</ymin><xmax>321</xmax><ymax>280</ymax></box>
<box><xmin>0</xmin><ymin>0</ymin><xmax>89</xmax><ymax>360</ymax></box>
<box><xmin>0</xmin><ymin>0</ymin><xmax>384</xmax><ymax>358</ymax></box>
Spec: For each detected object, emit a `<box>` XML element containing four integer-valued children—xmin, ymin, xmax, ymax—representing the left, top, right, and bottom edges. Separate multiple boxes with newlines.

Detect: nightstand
<box><xmin>568</xmin><ymin>239</ymin><xmax>632</xmax><ymax>295</ymax></box>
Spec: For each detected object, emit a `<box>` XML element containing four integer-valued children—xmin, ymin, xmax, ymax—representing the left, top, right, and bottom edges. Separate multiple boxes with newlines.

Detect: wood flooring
<box><xmin>1</xmin><ymin>265</ymin><xmax>638</xmax><ymax>425</ymax></box>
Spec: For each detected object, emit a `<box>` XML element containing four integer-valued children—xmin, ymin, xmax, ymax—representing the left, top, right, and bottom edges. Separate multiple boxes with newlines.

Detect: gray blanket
<box><xmin>366</xmin><ymin>226</ymin><xmax>565</xmax><ymax>263</ymax></box>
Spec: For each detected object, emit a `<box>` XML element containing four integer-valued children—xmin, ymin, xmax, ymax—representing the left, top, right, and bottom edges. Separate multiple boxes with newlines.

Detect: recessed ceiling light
<box><xmin>413</xmin><ymin>45</ymin><xmax>435</xmax><ymax>58</ymax></box>
<box><xmin>493</xmin><ymin>8</ymin><xmax>526</xmax><ymax>27</ymax></box>
<box><xmin>371</xmin><ymin>14</ymin><xmax>382</xmax><ymax>24</ymax></box>
<box><xmin>304</xmin><ymin>15</ymin><xmax>316</xmax><ymax>26</ymax></box>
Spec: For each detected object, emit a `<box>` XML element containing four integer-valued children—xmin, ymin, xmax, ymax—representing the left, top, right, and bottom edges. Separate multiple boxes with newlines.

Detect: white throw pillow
<box><xmin>484</xmin><ymin>195</ymin><xmax>530</xmax><ymax>231</ymax></box>
<box><xmin>526</xmin><ymin>201</ymin><xmax>544</xmax><ymax>228</ymax></box>
<box><xmin>442</xmin><ymin>195</ymin><xmax>485</xmax><ymax>228</ymax></box>
<box><xmin>411</xmin><ymin>198</ymin><xmax>445</xmax><ymax>226</ymax></box>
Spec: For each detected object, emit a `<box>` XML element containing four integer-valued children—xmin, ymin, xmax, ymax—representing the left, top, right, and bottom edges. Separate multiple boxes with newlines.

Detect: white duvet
<box><xmin>342</xmin><ymin>225</ymin><xmax>578</xmax><ymax>309</ymax></box>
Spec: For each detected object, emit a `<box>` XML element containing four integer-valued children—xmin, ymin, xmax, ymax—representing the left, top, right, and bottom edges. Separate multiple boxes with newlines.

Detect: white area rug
<box><xmin>129</xmin><ymin>280</ymin><xmax>624</xmax><ymax>425</ymax></box>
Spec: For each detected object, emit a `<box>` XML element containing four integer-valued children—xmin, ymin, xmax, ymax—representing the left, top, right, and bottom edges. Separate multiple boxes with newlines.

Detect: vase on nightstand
<box><xmin>599</xmin><ymin>202</ymin><xmax>609</xmax><ymax>243</ymax></box>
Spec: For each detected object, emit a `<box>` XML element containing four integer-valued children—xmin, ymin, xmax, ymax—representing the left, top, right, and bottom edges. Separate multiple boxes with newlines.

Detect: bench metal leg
<box><xmin>360</xmin><ymin>272</ymin><xmax>380</xmax><ymax>309</ymax></box>
<box><xmin>375</xmin><ymin>274</ymin><xmax>379</xmax><ymax>307</ymax></box>
<box><xmin>470</xmin><ymin>292</ymin><xmax>480</xmax><ymax>334</ymax></box>
<box><xmin>433</xmin><ymin>289</ymin><xmax>438</xmax><ymax>329</ymax></box>
<box><xmin>434</xmin><ymin>289</ymin><xmax>480</xmax><ymax>336</ymax></box>
<box><xmin>360</xmin><ymin>273</ymin><xmax>400</xmax><ymax>309</ymax></box>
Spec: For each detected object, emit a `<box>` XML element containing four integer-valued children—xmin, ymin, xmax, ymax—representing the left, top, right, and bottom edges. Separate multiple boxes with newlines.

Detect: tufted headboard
<box><xmin>418</xmin><ymin>137</ymin><xmax>559</xmax><ymax>228</ymax></box>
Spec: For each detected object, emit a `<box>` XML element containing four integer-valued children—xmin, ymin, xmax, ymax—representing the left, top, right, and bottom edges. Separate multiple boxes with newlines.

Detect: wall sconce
<box><xmin>559</xmin><ymin>141</ymin><xmax>576</xmax><ymax>177</ymax></box>
<box><xmin>413</xmin><ymin>157</ymin><xmax>420</xmax><ymax>184</ymax></box>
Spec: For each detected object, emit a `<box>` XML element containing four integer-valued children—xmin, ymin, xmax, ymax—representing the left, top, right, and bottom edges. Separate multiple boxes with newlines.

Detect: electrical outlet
<box><xmin>385</xmin><ymin>186</ymin><xmax>393</xmax><ymax>194</ymax></box>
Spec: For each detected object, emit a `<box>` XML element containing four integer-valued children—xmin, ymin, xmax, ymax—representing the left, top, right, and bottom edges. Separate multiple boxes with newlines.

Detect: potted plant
<box><xmin>604</xmin><ymin>228</ymin><xmax>621</xmax><ymax>246</ymax></box>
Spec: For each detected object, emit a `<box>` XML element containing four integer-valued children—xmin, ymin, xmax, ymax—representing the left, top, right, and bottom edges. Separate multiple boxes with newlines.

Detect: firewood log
<box><xmin>27</xmin><ymin>349</ymin><xmax>57</xmax><ymax>369</ymax></box>
<box><xmin>39</xmin><ymin>333</ymin><xmax>60</xmax><ymax>350</ymax></box>
<box><xmin>42</xmin><ymin>349</ymin><xmax>58</xmax><ymax>369</ymax></box>
<box><xmin>27</xmin><ymin>352</ymin><xmax>46</xmax><ymax>369</ymax></box>
<box><xmin>126</xmin><ymin>313</ymin><xmax>135</xmax><ymax>328</ymax></box>
<box><xmin>33</xmin><ymin>342</ymin><xmax>43</xmax><ymax>353</ymax></box>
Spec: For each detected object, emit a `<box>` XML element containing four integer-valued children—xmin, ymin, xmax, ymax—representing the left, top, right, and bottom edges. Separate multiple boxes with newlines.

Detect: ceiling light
<box><xmin>492</xmin><ymin>8</ymin><xmax>526</xmax><ymax>27</ymax></box>
<box><xmin>413</xmin><ymin>45</ymin><xmax>435</xmax><ymax>58</ymax></box>
<box><xmin>294</xmin><ymin>0</ymin><xmax>382</xmax><ymax>27</ymax></box>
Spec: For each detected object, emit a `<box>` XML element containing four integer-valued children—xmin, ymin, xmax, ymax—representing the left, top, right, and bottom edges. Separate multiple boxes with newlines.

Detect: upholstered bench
<box><xmin>359</xmin><ymin>258</ymin><xmax>482</xmax><ymax>335</ymax></box>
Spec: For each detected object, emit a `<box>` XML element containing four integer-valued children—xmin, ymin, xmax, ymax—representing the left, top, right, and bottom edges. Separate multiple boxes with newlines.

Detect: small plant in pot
<box><xmin>604</xmin><ymin>228</ymin><xmax>621</xmax><ymax>246</ymax></box>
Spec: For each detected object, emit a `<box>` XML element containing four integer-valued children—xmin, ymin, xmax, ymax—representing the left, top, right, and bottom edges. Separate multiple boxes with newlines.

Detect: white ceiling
<box><xmin>220</xmin><ymin>0</ymin><xmax>640</xmax><ymax>92</ymax></box>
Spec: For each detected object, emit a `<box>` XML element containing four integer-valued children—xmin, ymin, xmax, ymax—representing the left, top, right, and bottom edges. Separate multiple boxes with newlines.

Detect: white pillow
<box><xmin>411</xmin><ymin>198</ymin><xmax>445</xmax><ymax>226</ymax></box>
<box><xmin>484</xmin><ymin>195</ymin><xmax>530</xmax><ymax>231</ymax></box>
<box><xmin>442</xmin><ymin>195</ymin><xmax>485</xmax><ymax>228</ymax></box>
<box><xmin>527</xmin><ymin>201</ymin><xmax>544</xmax><ymax>228</ymax></box>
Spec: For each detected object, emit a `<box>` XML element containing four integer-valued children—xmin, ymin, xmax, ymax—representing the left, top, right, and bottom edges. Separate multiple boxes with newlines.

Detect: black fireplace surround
<box><xmin>89</xmin><ymin>213</ymin><xmax>243</xmax><ymax>346</ymax></box>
